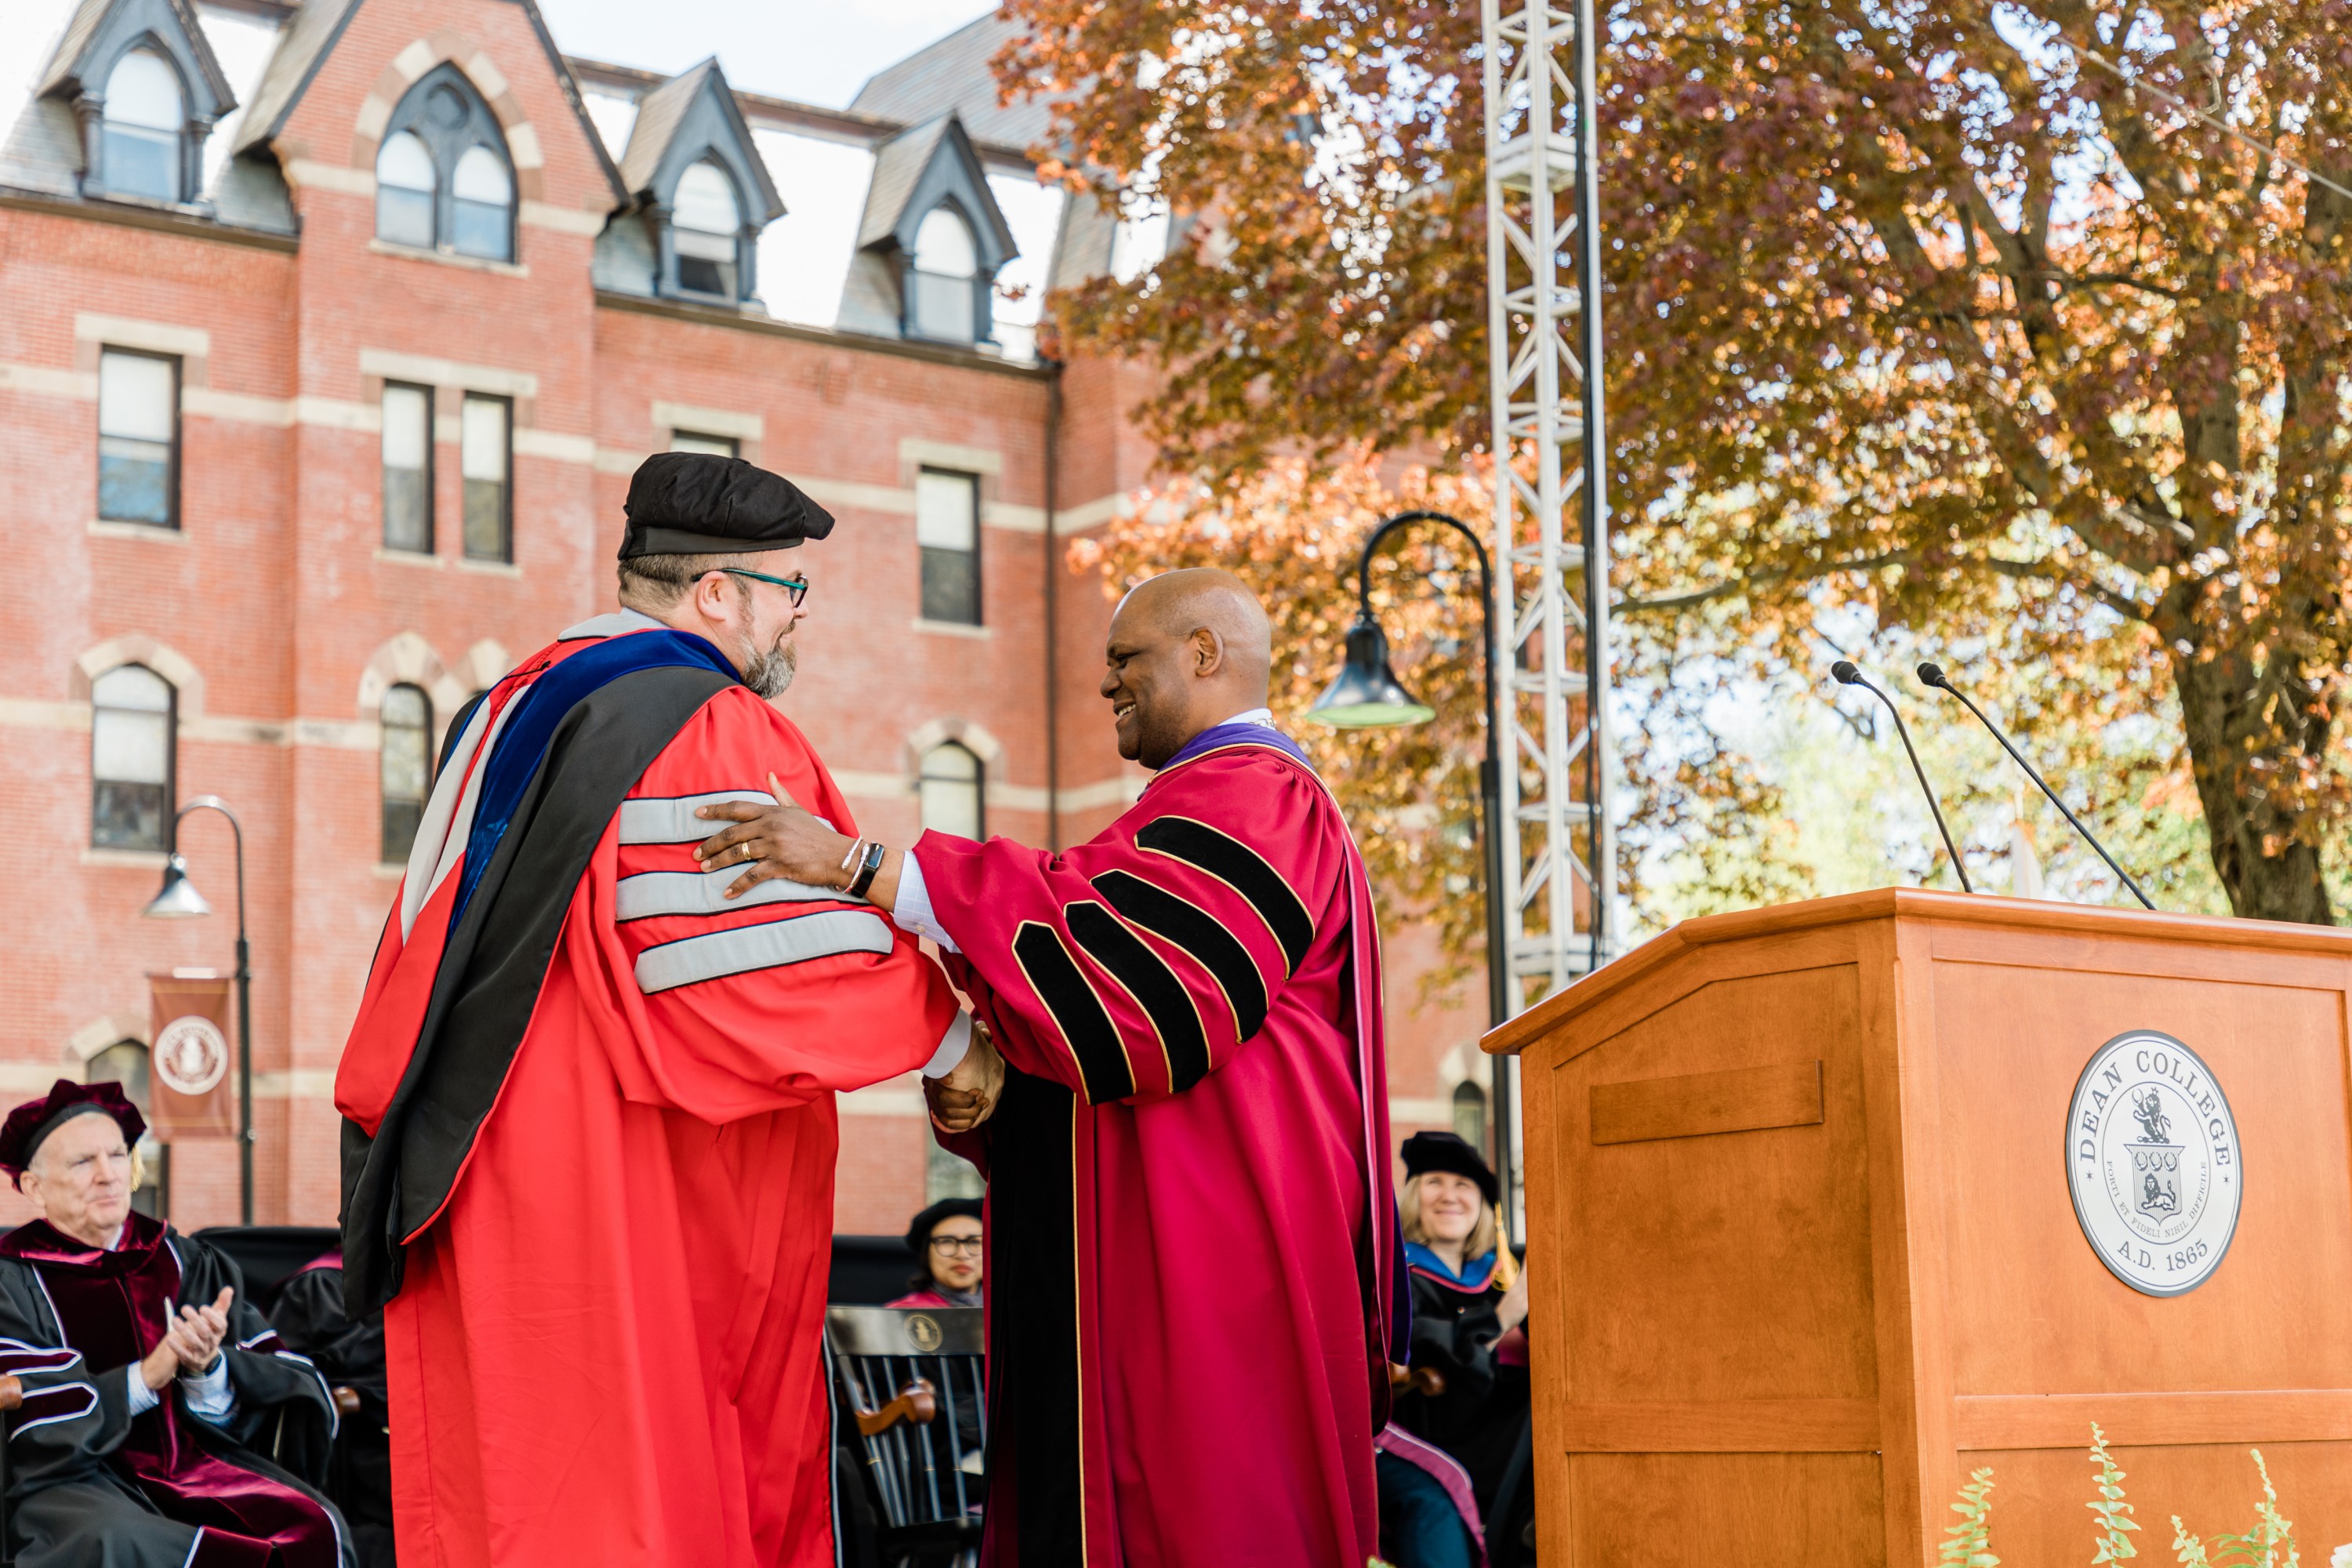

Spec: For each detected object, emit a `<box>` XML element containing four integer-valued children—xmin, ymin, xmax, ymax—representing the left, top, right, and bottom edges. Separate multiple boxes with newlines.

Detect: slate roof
<box><xmin>615</xmin><ymin>55</ymin><xmax>704</xmax><ymax>194</ymax></box>
<box><xmin>848</xmin><ymin>11</ymin><xmax>1058</xmax><ymax>154</ymax></box>
<box><xmin>231</xmin><ymin>0</ymin><xmax>353</xmax><ymax>154</ymax></box>
<box><xmin>36</xmin><ymin>0</ymin><xmax>116</xmax><ymax>97</ymax></box>
<box><xmin>855</xmin><ymin>112</ymin><xmax>950</xmax><ymax>250</ymax></box>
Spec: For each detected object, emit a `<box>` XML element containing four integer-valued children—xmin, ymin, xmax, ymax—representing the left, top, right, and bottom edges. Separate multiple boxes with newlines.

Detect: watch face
<box><xmin>2064</xmin><ymin>1029</ymin><xmax>2243</xmax><ymax>1298</ymax></box>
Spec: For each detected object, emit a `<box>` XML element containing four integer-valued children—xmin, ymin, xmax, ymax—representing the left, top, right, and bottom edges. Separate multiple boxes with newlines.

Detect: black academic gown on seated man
<box><xmin>270</xmin><ymin>1254</ymin><xmax>391</xmax><ymax>1568</ymax></box>
<box><xmin>0</xmin><ymin>1213</ymin><xmax>352</xmax><ymax>1568</ymax></box>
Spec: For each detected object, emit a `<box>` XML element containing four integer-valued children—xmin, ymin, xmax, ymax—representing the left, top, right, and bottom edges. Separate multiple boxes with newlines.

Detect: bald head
<box><xmin>1102</xmin><ymin>569</ymin><xmax>1274</xmax><ymax>768</ymax></box>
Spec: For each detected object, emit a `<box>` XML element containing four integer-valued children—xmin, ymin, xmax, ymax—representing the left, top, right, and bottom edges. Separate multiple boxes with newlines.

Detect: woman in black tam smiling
<box><xmin>0</xmin><ymin>1079</ymin><xmax>352</xmax><ymax>1567</ymax></box>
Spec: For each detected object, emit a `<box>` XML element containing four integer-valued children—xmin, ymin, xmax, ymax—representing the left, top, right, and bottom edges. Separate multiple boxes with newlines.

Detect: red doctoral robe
<box><xmin>335</xmin><ymin>611</ymin><xmax>958</xmax><ymax>1568</ymax></box>
<box><xmin>916</xmin><ymin>723</ymin><xmax>1399</xmax><ymax>1568</ymax></box>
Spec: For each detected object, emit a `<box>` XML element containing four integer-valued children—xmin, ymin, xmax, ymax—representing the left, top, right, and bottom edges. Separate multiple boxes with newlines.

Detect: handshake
<box><xmin>927</xmin><ymin>1018</ymin><xmax>1007</xmax><ymax>1134</ymax></box>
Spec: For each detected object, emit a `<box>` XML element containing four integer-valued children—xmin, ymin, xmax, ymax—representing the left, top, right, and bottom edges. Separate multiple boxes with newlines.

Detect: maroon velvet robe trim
<box><xmin>0</xmin><ymin>1215</ymin><xmax>339</xmax><ymax>1567</ymax></box>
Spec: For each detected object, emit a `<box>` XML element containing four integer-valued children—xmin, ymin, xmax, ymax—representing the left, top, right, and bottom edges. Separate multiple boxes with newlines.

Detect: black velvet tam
<box><xmin>1400</xmin><ymin>1130</ymin><xmax>1498</xmax><ymax>1207</ymax></box>
<box><xmin>619</xmin><ymin>452</ymin><xmax>836</xmax><ymax>559</ymax></box>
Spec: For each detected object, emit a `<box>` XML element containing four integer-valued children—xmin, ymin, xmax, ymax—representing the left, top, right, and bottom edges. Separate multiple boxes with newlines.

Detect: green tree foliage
<box><xmin>1002</xmin><ymin>0</ymin><xmax>2352</xmax><ymax>923</ymax></box>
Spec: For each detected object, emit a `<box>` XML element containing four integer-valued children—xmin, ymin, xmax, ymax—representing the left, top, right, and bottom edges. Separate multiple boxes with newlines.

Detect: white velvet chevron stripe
<box><xmin>632</xmin><ymin>908</ymin><xmax>894</xmax><ymax>993</ymax></box>
<box><xmin>615</xmin><ymin>865</ymin><xmax>841</xmax><ymax>921</ymax></box>
<box><xmin>617</xmin><ymin>791</ymin><xmax>776</xmax><ymax>845</ymax></box>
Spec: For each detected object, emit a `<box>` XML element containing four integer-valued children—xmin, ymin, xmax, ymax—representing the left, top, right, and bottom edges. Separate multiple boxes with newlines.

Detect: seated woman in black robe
<box><xmin>1382</xmin><ymin>1131</ymin><xmax>1534</xmax><ymax>1568</ymax></box>
<box><xmin>0</xmin><ymin>1080</ymin><xmax>352</xmax><ymax>1568</ymax></box>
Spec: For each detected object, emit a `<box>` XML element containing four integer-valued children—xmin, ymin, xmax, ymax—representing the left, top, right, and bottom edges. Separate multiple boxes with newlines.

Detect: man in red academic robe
<box><xmin>697</xmin><ymin>569</ymin><xmax>1403</xmax><ymax>1567</ymax></box>
<box><xmin>335</xmin><ymin>454</ymin><xmax>979</xmax><ymax>1568</ymax></box>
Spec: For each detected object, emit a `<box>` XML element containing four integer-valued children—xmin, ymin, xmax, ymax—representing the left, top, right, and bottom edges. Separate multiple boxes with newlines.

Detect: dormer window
<box><xmin>909</xmin><ymin>205</ymin><xmax>978</xmax><ymax>343</ymax></box>
<box><xmin>852</xmin><ymin>113</ymin><xmax>1016</xmax><ymax>349</ymax></box>
<box><xmin>671</xmin><ymin>160</ymin><xmax>742</xmax><ymax>299</ymax></box>
<box><xmin>38</xmin><ymin>2</ymin><xmax>234</xmax><ymax>211</ymax></box>
<box><xmin>372</xmin><ymin>68</ymin><xmax>516</xmax><ymax>263</ymax></box>
<box><xmin>609</xmin><ymin>60</ymin><xmax>781</xmax><ymax>307</ymax></box>
<box><xmin>101</xmin><ymin>49</ymin><xmax>183</xmax><ymax>202</ymax></box>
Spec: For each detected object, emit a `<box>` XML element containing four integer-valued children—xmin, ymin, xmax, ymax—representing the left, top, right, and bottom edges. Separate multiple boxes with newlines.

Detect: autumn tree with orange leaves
<box><xmin>1004</xmin><ymin>0</ymin><xmax>2352</xmax><ymax>924</ymax></box>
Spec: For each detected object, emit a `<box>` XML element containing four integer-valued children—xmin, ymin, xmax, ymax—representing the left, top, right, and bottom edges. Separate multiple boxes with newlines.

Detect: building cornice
<box><xmin>593</xmin><ymin>290</ymin><xmax>1053</xmax><ymax>380</ymax></box>
<box><xmin>0</xmin><ymin>188</ymin><xmax>300</xmax><ymax>252</ymax></box>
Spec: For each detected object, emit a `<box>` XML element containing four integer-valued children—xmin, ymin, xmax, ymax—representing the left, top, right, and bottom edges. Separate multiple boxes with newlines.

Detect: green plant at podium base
<box><xmin>1937</xmin><ymin>1426</ymin><xmax>2318</xmax><ymax>1566</ymax></box>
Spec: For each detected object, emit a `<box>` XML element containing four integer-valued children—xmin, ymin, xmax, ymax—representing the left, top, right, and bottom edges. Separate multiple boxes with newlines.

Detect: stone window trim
<box><xmin>371</xmin><ymin>64</ymin><xmax>519</xmax><ymax>263</ymax></box>
<box><xmin>899</xmin><ymin>717</ymin><xmax>1007</xmax><ymax>780</ymax></box>
<box><xmin>357</xmin><ymin>356</ymin><xmax>541</xmax><ymax>449</ymax></box>
<box><xmin>70</xmin><ymin>635</ymin><xmax>205</xmax><ymax>715</ymax></box>
<box><xmin>67</xmin><ymin>1015</ymin><xmax>151</xmax><ymax>1064</ymax></box>
<box><xmin>355</xmin><ymin>630</ymin><xmax>473</xmax><ymax>734</ymax></box>
<box><xmin>347</xmin><ymin>36</ymin><xmax>548</xmax><ymax>207</ymax></box>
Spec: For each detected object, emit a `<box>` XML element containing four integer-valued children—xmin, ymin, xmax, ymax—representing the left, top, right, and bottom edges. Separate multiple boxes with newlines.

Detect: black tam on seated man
<box><xmin>0</xmin><ymin>1080</ymin><xmax>352</xmax><ymax>1568</ymax></box>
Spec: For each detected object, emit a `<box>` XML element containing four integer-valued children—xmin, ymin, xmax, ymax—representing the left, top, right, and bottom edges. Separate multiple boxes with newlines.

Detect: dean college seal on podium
<box><xmin>2066</xmin><ymin>1029</ymin><xmax>2241</xmax><ymax>1297</ymax></box>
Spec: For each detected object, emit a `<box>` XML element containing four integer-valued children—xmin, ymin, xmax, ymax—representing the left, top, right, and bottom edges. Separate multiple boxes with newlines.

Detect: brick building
<box><xmin>0</xmin><ymin>0</ymin><xmax>1490</xmax><ymax>1236</ymax></box>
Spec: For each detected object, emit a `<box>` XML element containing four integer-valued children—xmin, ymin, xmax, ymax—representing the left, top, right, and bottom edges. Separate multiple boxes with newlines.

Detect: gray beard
<box><xmin>740</xmin><ymin>634</ymin><xmax>797</xmax><ymax>699</ymax></box>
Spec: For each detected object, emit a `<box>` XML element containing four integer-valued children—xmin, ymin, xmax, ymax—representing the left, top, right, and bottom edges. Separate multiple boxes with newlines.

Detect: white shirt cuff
<box><xmin>125</xmin><ymin>1363</ymin><xmax>158</xmax><ymax>1417</ymax></box>
<box><xmin>891</xmin><ymin>851</ymin><xmax>961</xmax><ymax>955</ymax></box>
<box><xmin>180</xmin><ymin>1355</ymin><xmax>235</xmax><ymax>1425</ymax></box>
<box><xmin>923</xmin><ymin>1011</ymin><xmax>973</xmax><ymax>1080</ymax></box>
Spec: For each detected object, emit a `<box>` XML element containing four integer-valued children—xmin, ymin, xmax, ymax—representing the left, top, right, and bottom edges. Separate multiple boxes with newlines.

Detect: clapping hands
<box><xmin>139</xmin><ymin>1287</ymin><xmax>234</xmax><ymax>1392</ymax></box>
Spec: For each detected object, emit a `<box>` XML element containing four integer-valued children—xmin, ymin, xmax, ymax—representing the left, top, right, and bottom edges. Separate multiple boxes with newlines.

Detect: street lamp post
<box><xmin>141</xmin><ymin>796</ymin><xmax>252</xmax><ymax>1225</ymax></box>
<box><xmin>1307</xmin><ymin>510</ymin><xmax>1518</xmax><ymax>1223</ymax></box>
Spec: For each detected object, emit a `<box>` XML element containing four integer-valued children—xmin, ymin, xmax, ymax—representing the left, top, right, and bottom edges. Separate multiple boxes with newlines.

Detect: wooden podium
<box><xmin>1483</xmin><ymin>889</ymin><xmax>2352</xmax><ymax>1565</ymax></box>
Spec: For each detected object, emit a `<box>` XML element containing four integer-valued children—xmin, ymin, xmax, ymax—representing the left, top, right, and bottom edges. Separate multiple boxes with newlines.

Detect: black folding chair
<box><xmin>826</xmin><ymin>1306</ymin><xmax>985</xmax><ymax>1568</ymax></box>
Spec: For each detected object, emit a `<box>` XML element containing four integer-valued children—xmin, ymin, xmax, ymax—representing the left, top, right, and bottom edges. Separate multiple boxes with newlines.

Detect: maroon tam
<box><xmin>0</xmin><ymin>1080</ymin><xmax>146</xmax><ymax>1177</ymax></box>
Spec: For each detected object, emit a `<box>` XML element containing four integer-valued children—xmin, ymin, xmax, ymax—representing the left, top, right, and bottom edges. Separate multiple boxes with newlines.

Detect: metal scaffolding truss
<box><xmin>1480</xmin><ymin>0</ymin><xmax>1615</xmax><ymax>1024</ymax></box>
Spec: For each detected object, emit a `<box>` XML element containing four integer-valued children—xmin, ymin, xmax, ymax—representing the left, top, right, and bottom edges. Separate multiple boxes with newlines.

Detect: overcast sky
<box><xmin>535</xmin><ymin>0</ymin><xmax>1000</xmax><ymax>107</ymax></box>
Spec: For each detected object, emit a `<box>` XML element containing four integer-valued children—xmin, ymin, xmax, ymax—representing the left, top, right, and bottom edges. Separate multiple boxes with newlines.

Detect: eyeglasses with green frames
<box><xmin>711</xmin><ymin>565</ymin><xmax>810</xmax><ymax>606</ymax></box>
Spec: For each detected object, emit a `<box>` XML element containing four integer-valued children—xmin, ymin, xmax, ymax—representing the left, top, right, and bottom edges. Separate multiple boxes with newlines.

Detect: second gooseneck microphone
<box><xmin>1915</xmin><ymin>663</ymin><xmax>2156</xmax><ymax>910</ymax></box>
<box><xmin>1831</xmin><ymin>660</ymin><xmax>1973</xmax><ymax>895</ymax></box>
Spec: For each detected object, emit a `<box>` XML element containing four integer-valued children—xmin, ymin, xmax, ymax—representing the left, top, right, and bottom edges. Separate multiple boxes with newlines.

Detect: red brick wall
<box><xmin>0</xmin><ymin>0</ymin><xmax>1486</xmax><ymax>1245</ymax></box>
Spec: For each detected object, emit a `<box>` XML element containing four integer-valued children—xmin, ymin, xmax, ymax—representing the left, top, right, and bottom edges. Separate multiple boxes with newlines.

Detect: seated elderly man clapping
<box><xmin>0</xmin><ymin>1080</ymin><xmax>351</xmax><ymax>1568</ymax></box>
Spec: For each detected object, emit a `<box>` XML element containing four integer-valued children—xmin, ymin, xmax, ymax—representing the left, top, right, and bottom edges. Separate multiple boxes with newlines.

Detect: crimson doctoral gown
<box><xmin>336</xmin><ymin>611</ymin><xmax>958</xmax><ymax>1568</ymax></box>
<box><xmin>916</xmin><ymin>722</ymin><xmax>1401</xmax><ymax>1568</ymax></box>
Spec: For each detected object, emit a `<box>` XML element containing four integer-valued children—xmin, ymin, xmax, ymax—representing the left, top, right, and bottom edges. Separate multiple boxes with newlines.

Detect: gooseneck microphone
<box><xmin>1831</xmin><ymin>660</ymin><xmax>1973</xmax><ymax>894</ymax></box>
<box><xmin>1915</xmin><ymin>662</ymin><xmax>2155</xmax><ymax>910</ymax></box>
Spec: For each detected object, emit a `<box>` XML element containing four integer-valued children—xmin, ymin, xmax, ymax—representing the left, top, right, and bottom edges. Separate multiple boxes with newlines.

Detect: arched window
<box><xmin>375</xmin><ymin>130</ymin><xmax>436</xmax><ymax>249</ymax></box>
<box><xmin>917</xmin><ymin>741</ymin><xmax>984</xmax><ymax>841</ymax></box>
<box><xmin>102</xmin><ymin>49</ymin><xmax>184</xmax><ymax>202</ymax></box>
<box><xmin>451</xmin><ymin>145</ymin><xmax>513</xmax><ymax>260</ymax></box>
<box><xmin>380</xmin><ymin>684</ymin><xmax>433</xmax><ymax>862</ymax></box>
<box><xmin>671</xmin><ymin>160</ymin><xmax>742</xmax><ymax>299</ymax></box>
<box><xmin>87</xmin><ymin>1040</ymin><xmax>167</xmax><ymax>1218</ymax></box>
<box><xmin>1450</xmin><ymin>1080</ymin><xmax>1490</xmax><ymax>1158</ymax></box>
<box><xmin>909</xmin><ymin>205</ymin><xmax>978</xmax><ymax>342</ymax></box>
<box><xmin>373</xmin><ymin>67</ymin><xmax>515</xmax><ymax>261</ymax></box>
<box><xmin>92</xmin><ymin>664</ymin><xmax>176</xmax><ymax>851</ymax></box>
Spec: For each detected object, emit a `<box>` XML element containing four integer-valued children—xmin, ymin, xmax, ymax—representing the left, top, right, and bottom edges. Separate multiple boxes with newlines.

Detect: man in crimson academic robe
<box><xmin>696</xmin><ymin>568</ymin><xmax>1403</xmax><ymax>1568</ymax></box>
<box><xmin>335</xmin><ymin>454</ymin><xmax>985</xmax><ymax>1568</ymax></box>
<box><xmin>0</xmin><ymin>1080</ymin><xmax>350</xmax><ymax>1568</ymax></box>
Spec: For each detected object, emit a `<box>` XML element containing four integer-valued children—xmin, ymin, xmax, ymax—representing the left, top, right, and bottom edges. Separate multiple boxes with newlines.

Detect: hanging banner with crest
<box><xmin>147</xmin><ymin>970</ymin><xmax>235</xmax><ymax>1139</ymax></box>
